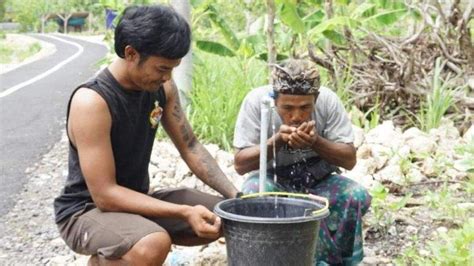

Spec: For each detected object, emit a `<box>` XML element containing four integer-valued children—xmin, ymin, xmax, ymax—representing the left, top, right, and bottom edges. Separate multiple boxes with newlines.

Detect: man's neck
<box><xmin>108</xmin><ymin>59</ymin><xmax>136</xmax><ymax>91</ymax></box>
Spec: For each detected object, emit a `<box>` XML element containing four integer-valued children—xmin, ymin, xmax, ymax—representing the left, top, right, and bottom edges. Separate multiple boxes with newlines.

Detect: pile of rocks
<box><xmin>344</xmin><ymin>119</ymin><xmax>472</xmax><ymax>188</ymax></box>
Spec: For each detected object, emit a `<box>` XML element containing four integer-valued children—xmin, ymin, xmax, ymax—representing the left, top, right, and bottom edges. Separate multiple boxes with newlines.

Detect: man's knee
<box><xmin>123</xmin><ymin>232</ymin><xmax>172</xmax><ymax>265</ymax></box>
<box><xmin>348</xmin><ymin>183</ymin><xmax>372</xmax><ymax>213</ymax></box>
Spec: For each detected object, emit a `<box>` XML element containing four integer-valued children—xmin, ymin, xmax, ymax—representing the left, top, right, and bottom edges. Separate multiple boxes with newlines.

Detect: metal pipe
<box><xmin>259</xmin><ymin>97</ymin><xmax>273</xmax><ymax>193</ymax></box>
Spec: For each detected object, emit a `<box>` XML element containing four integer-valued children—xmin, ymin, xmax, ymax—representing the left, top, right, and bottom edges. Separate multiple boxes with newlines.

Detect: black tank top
<box><xmin>54</xmin><ymin>68</ymin><xmax>166</xmax><ymax>224</ymax></box>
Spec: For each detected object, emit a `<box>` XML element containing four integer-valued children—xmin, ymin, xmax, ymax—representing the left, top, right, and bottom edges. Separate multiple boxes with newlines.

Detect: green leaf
<box><xmin>322</xmin><ymin>29</ymin><xmax>346</xmax><ymax>46</ymax></box>
<box><xmin>303</xmin><ymin>9</ymin><xmax>325</xmax><ymax>28</ymax></box>
<box><xmin>196</xmin><ymin>40</ymin><xmax>235</xmax><ymax>57</ymax></box>
<box><xmin>308</xmin><ymin>16</ymin><xmax>358</xmax><ymax>38</ymax></box>
<box><xmin>351</xmin><ymin>3</ymin><xmax>376</xmax><ymax>18</ymax></box>
<box><xmin>277</xmin><ymin>0</ymin><xmax>305</xmax><ymax>33</ymax></box>
<box><xmin>258</xmin><ymin>53</ymin><xmax>289</xmax><ymax>62</ymax></box>
<box><xmin>206</xmin><ymin>4</ymin><xmax>241</xmax><ymax>50</ymax></box>
<box><xmin>335</xmin><ymin>0</ymin><xmax>351</xmax><ymax>4</ymax></box>
<box><xmin>365</xmin><ymin>8</ymin><xmax>407</xmax><ymax>25</ymax></box>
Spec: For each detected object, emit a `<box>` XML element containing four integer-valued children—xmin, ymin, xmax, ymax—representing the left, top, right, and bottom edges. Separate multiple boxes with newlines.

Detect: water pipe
<box><xmin>259</xmin><ymin>97</ymin><xmax>274</xmax><ymax>193</ymax></box>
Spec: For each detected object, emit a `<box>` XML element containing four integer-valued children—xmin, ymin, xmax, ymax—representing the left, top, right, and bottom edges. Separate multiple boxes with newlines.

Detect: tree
<box><xmin>170</xmin><ymin>0</ymin><xmax>192</xmax><ymax>108</ymax></box>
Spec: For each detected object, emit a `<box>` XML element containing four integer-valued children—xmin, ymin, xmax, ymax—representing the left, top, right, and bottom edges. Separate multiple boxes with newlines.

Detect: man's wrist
<box><xmin>311</xmin><ymin>134</ymin><xmax>321</xmax><ymax>151</ymax></box>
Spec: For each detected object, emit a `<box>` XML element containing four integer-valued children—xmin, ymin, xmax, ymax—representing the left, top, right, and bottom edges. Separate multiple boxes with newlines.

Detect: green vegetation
<box><xmin>0</xmin><ymin>38</ymin><xmax>41</xmax><ymax>64</ymax></box>
<box><xmin>396</xmin><ymin>218</ymin><xmax>473</xmax><ymax>265</ymax></box>
<box><xmin>188</xmin><ymin>52</ymin><xmax>267</xmax><ymax>150</ymax></box>
<box><xmin>417</xmin><ymin>58</ymin><xmax>462</xmax><ymax>132</ymax></box>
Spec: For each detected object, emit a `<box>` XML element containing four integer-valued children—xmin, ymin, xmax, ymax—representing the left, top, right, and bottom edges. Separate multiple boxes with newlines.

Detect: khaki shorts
<box><xmin>57</xmin><ymin>187</ymin><xmax>223</xmax><ymax>259</ymax></box>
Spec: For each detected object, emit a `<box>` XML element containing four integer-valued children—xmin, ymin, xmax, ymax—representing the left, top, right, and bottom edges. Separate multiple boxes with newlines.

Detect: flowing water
<box><xmin>271</xmin><ymin>107</ymin><xmax>279</xmax><ymax>218</ymax></box>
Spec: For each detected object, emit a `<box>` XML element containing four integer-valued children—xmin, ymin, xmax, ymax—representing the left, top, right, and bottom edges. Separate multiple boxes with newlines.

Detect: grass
<box><xmin>417</xmin><ymin>58</ymin><xmax>461</xmax><ymax>132</ymax></box>
<box><xmin>0</xmin><ymin>37</ymin><xmax>41</xmax><ymax>64</ymax></box>
<box><xmin>157</xmin><ymin>51</ymin><xmax>268</xmax><ymax>151</ymax></box>
<box><xmin>188</xmin><ymin>52</ymin><xmax>268</xmax><ymax>150</ymax></box>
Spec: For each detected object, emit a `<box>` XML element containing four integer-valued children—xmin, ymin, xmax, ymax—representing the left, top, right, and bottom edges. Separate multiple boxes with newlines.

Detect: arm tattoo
<box><xmin>169</xmin><ymin>81</ymin><xmax>198</xmax><ymax>150</ymax></box>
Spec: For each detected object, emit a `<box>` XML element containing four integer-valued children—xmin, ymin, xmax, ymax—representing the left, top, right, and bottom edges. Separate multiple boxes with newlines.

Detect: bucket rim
<box><xmin>214</xmin><ymin>197</ymin><xmax>329</xmax><ymax>224</ymax></box>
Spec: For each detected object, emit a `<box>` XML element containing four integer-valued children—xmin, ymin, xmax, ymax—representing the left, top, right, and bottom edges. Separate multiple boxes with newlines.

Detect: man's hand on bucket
<box><xmin>185</xmin><ymin>205</ymin><xmax>222</xmax><ymax>239</ymax></box>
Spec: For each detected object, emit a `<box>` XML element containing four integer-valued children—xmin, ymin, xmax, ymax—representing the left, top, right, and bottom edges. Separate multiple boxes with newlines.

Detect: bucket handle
<box><xmin>240</xmin><ymin>192</ymin><xmax>329</xmax><ymax>216</ymax></box>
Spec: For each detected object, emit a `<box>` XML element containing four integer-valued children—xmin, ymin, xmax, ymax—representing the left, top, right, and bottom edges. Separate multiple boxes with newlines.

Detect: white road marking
<box><xmin>0</xmin><ymin>35</ymin><xmax>84</xmax><ymax>98</ymax></box>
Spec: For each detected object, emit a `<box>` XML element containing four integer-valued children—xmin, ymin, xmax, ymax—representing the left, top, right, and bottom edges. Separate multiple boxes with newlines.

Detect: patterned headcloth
<box><xmin>272</xmin><ymin>59</ymin><xmax>320</xmax><ymax>95</ymax></box>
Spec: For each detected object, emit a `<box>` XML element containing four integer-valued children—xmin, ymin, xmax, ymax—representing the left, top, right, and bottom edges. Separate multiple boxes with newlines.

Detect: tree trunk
<box><xmin>266</xmin><ymin>0</ymin><xmax>276</xmax><ymax>82</ymax></box>
<box><xmin>89</xmin><ymin>13</ymin><xmax>93</xmax><ymax>33</ymax></box>
<box><xmin>170</xmin><ymin>0</ymin><xmax>192</xmax><ymax>109</ymax></box>
<box><xmin>41</xmin><ymin>15</ymin><xmax>46</xmax><ymax>33</ymax></box>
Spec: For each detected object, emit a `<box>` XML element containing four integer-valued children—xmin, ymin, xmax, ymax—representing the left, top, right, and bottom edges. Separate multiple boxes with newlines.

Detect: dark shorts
<box><xmin>57</xmin><ymin>187</ymin><xmax>223</xmax><ymax>259</ymax></box>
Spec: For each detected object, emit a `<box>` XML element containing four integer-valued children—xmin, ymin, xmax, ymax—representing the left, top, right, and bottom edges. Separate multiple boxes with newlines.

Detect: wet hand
<box><xmin>277</xmin><ymin>124</ymin><xmax>297</xmax><ymax>144</ymax></box>
<box><xmin>186</xmin><ymin>205</ymin><xmax>222</xmax><ymax>239</ymax></box>
<box><xmin>288</xmin><ymin>121</ymin><xmax>318</xmax><ymax>149</ymax></box>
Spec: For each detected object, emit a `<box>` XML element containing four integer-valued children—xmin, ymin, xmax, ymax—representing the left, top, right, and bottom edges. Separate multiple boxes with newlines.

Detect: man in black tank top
<box><xmin>53</xmin><ymin>5</ymin><xmax>239</xmax><ymax>265</ymax></box>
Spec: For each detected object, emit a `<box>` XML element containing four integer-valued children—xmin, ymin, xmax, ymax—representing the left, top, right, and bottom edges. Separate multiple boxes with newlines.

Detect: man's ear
<box><xmin>314</xmin><ymin>92</ymin><xmax>319</xmax><ymax>103</ymax></box>
<box><xmin>124</xmin><ymin>45</ymin><xmax>139</xmax><ymax>62</ymax></box>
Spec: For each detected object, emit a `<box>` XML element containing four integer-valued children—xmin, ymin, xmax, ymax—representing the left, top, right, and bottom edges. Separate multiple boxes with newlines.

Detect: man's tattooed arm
<box><xmin>161</xmin><ymin>80</ymin><xmax>239</xmax><ymax>199</ymax></box>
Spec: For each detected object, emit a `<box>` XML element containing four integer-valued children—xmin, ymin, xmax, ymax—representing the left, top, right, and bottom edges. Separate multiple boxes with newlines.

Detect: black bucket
<box><xmin>214</xmin><ymin>196</ymin><xmax>329</xmax><ymax>266</ymax></box>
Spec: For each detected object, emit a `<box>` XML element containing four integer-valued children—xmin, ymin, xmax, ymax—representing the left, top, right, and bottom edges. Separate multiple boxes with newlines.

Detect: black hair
<box><xmin>114</xmin><ymin>5</ymin><xmax>191</xmax><ymax>61</ymax></box>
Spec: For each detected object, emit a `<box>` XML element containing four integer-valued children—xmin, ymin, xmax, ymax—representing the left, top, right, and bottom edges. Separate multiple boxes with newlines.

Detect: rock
<box><xmin>148</xmin><ymin>164</ymin><xmax>159</xmax><ymax>178</ymax></box>
<box><xmin>375</xmin><ymin>165</ymin><xmax>403</xmax><ymax>185</ymax></box>
<box><xmin>352</xmin><ymin>125</ymin><xmax>365</xmax><ymax>148</ymax></box>
<box><xmin>370</xmin><ymin>144</ymin><xmax>391</xmax><ymax>170</ymax></box>
<box><xmin>356</xmin><ymin>144</ymin><xmax>371</xmax><ymax>159</ymax></box>
<box><xmin>345</xmin><ymin>158</ymin><xmax>377</xmax><ymax>181</ymax></box>
<box><xmin>403</xmin><ymin>127</ymin><xmax>436</xmax><ymax>156</ymax></box>
<box><xmin>216</xmin><ymin>150</ymin><xmax>234</xmax><ymax>167</ymax></box>
<box><xmin>421</xmin><ymin>157</ymin><xmax>437</xmax><ymax>177</ymax></box>
<box><xmin>436</xmin><ymin>226</ymin><xmax>448</xmax><ymax>234</ymax></box>
<box><xmin>406</xmin><ymin>225</ymin><xmax>418</xmax><ymax>235</ymax></box>
<box><xmin>204</xmin><ymin>143</ymin><xmax>220</xmax><ymax>158</ymax></box>
<box><xmin>150</xmin><ymin>154</ymin><xmax>160</xmax><ymax>166</ymax></box>
<box><xmin>457</xmin><ymin>202</ymin><xmax>474</xmax><ymax>211</ymax></box>
<box><xmin>406</xmin><ymin>167</ymin><xmax>426</xmax><ymax>183</ymax></box>
<box><xmin>388</xmin><ymin>226</ymin><xmax>397</xmax><ymax>236</ymax></box>
<box><xmin>447</xmin><ymin>168</ymin><xmax>467</xmax><ymax>179</ymax></box>
<box><xmin>48</xmin><ymin>255</ymin><xmax>74</xmax><ymax>265</ymax></box>
<box><xmin>365</xmin><ymin>121</ymin><xmax>403</xmax><ymax>150</ymax></box>
<box><xmin>174</xmin><ymin>159</ymin><xmax>191</xmax><ymax>180</ymax></box>
<box><xmin>50</xmin><ymin>238</ymin><xmax>65</xmax><ymax>248</ymax></box>
<box><xmin>463</xmin><ymin>124</ymin><xmax>474</xmax><ymax>142</ymax></box>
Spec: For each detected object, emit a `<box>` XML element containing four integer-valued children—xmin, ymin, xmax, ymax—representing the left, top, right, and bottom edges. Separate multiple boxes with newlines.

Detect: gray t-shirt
<box><xmin>233</xmin><ymin>85</ymin><xmax>354</xmax><ymax>172</ymax></box>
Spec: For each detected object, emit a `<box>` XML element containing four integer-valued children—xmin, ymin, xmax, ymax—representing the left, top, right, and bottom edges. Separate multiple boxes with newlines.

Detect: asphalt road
<box><xmin>0</xmin><ymin>34</ymin><xmax>108</xmax><ymax>216</ymax></box>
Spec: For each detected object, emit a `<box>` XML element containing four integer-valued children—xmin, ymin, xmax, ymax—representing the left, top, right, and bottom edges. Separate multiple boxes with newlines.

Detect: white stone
<box><xmin>148</xmin><ymin>164</ymin><xmax>159</xmax><ymax>178</ymax></box>
<box><xmin>345</xmin><ymin>158</ymin><xmax>377</xmax><ymax>181</ymax></box>
<box><xmin>403</xmin><ymin>127</ymin><xmax>436</xmax><ymax>155</ymax></box>
<box><xmin>406</xmin><ymin>167</ymin><xmax>425</xmax><ymax>183</ymax></box>
<box><xmin>406</xmin><ymin>225</ymin><xmax>418</xmax><ymax>235</ymax></box>
<box><xmin>370</xmin><ymin>144</ymin><xmax>391</xmax><ymax>169</ymax></box>
<box><xmin>204</xmin><ymin>143</ymin><xmax>220</xmax><ymax>158</ymax></box>
<box><xmin>463</xmin><ymin>125</ymin><xmax>474</xmax><ymax>142</ymax></box>
<box><xmin>388</xmin><ymin>225</ymin><xmax>397</xmax><ymax>235</ymax></box>
<box><xmin>48</xmin><ymin>255</ymin><xmax>74</xmax><ymax>265</ymax></box>
<box><xmin>150</xmin><ymin>154</ymin><xmax>160</xmax><ymax>166</ymax></box>
<box><xmin>356</xmin><ymin>144</ymin><xmax>371</xmax><ymax>159</ymax></box>
<box><xmin>375</xmin><ymin>164</ymin><xmax>404</xmax><ymax>185</ymax></box>
<box><xmin>457</xmin><ymin>202</ymin><xmax>474</xmax><ymax>211</ymax></box>
<box><xmin>174</xmin><ymin>159</ymin><xmax>191</xmax><ymax>180</ymax></box>
<box><xmin>352</xmin><ymin>125</ymin><xmax>365</xmax><ymax>148</ymax></box>
<box><xmin>445</xmin><ymin>168</ymin><xmax>467</xmax><ymax>179</ymax></box>
<box><xmin>386</xmin><ymin>145</ymin><xmax>411</xmax><ymax>167</ymax></box>
<box><xmin>50</xmin><ymin>237</ymin><xmax>65</xmax><ymax>248</ymax></box>
<box><xmin>365</xmin><ymin>121</ymin><xmax>403</xmax><ymax>150</ymax></box>
<box><xmin>421</xmin><ymin>157</ymin><xmax>436</xmax><ymax>177</ymax></box>
<box><xmin>436</xmin><ymin>226</ymin><xmax>448</xmax><ymax>234</ymax></box>
<box><xmin>216</xmin><ymin>150</ymin><xmax>234</xmax><ymax>167</ymax></box>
